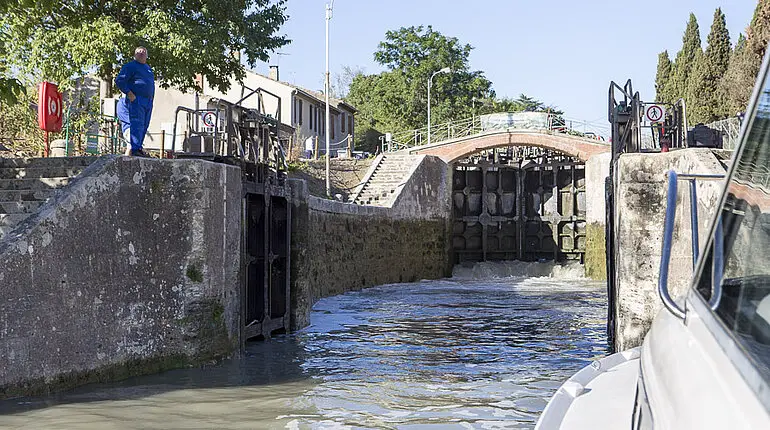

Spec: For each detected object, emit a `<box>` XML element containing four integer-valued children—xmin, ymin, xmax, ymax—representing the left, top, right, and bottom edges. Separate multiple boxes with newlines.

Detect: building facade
<box><xmin>101</xmin><ymin>66</ymin><xmax>356</xmax><ymax>155</ymax></box>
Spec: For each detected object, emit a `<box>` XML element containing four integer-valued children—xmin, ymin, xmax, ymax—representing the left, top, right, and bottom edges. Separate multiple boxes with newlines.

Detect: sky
<box><xmin>254</xmin><ymin>0</ymin><xmax>757</xmax><ymax>131</ymax></box>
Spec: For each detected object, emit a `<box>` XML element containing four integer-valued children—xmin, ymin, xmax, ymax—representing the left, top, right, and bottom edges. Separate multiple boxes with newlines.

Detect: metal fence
<box><xmin>383</xmin><ymin>112</ymin><xmax>611</xmax><ymax>152</ymax></box>
<box><xmin>705</xmin><ymin>117</ymin><xmax>742</xmax><ymax>151</ymax></box>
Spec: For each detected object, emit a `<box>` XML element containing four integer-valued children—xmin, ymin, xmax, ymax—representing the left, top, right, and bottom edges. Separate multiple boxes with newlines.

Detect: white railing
<box><xmin>382</xmin><ymin>112</ymin><xmax>611</xmax><ymax>152</ymax></box>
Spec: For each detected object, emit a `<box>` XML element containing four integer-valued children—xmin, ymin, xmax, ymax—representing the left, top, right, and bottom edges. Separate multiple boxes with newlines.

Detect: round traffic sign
<box><xmin>202</xmin><ymin>112</ymin><xmax>217</xmax><ymax>127</ymax></box>
<box><xmin>645</xmin><ymin>104</ymin><xmax>665</xmax><ymax>123</ymax></box>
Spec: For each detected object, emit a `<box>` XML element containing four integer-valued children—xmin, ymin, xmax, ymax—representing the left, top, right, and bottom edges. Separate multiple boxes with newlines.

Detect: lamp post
<box><xmin>427</xmin><ymin>67</ymin><xmax>450</xmax><ymax>146</ymax></box>
<box><xmin>325</xmin><ymin>0</ymin><xmax>335</xmax><ymax>197</ymax></box>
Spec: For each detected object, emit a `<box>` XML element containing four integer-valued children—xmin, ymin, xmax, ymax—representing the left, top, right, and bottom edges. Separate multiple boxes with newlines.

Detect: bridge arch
<box><xmin>408</xmin><ymin>130</ymin><xmax>610</xmax><ymax>163</ymax></box>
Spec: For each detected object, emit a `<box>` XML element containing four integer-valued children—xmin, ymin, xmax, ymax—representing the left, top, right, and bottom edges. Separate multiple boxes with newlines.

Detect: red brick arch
<box><xmin>409</xmin><ymin>130</ymin><xmax>610</xmax><ymax>162</ymax></box>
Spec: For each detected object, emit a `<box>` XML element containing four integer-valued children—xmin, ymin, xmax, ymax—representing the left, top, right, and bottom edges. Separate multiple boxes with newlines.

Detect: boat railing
<box><xmin>659</xmin><ymin>171</ymin><xmax>725</xmax><ymax>319</ymax></box>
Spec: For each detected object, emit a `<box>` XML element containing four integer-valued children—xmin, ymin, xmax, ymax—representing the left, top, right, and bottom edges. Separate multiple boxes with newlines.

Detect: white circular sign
<box><xmin>202</xmin><ymin>112</ymin><xmax>217</xmax><ymax>127</ymax></box>
<box><xmin>48</xmin><ymin>97</ymin><xmax>58</xmax><ymax>116</ymax></box>
<box><xmin>645</xmin><ymin>104</ymin><xmax>665</xmax><ymax>123</ymax></box>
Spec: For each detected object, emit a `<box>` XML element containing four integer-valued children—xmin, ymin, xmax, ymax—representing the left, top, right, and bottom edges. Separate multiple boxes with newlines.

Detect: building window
<box><xmin>299</xmin><ymin>99</ymin><xmax>303</xmax><ymax>126</ymax></box>
<box><xmin>331</xmin><ymin>114</ymin><xmax>336</xmax><ymax>140</ymax></box>
<box><xmin>341</xmin><ymin>113</ymin><xmax>346</xmax><ymax>134</ymax></box>
<box><xmin>348</xmin><ymin>116</ymin><xmax>353</xmax><ymax>138</ymax></box>
<box><xmin>310</xmin><ymin>104</ymin><xmax>314</xmax><ymax>131</ymax></box>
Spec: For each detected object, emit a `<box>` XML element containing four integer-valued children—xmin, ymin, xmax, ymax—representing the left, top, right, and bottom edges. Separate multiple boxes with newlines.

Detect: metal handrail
<box><xmin>660</xmin><ymin>171</ymin><xmax>686</xmax><ymax>319</ymax></box>
<box><xmin>660</xmin><ymin>171</ymin><xmax>726</xmax><ymax>319</ymax></box>
<box><xmin>384</xmin><ymin>113</ymin><xmax>610</xmax><ymax>151</ymax></box>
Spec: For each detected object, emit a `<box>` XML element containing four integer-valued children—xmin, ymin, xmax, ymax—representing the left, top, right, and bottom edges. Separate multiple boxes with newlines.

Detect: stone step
<box><xmin>0</xmin><ymin>213</ymin><xmax>31</xmax><ymax>227</ymax></box>
<box><xmin>0</xmin><ymin>166</ymin><xmax>83</xmax><ymax>180</ymax></box>
<box><xmin>0</xmin><ymin>156</ymin><xmax>98</xmax><ymax>169</ymax></box>
<box><xmin>357</xmin><ymin>190</ymin><xmax>395</xmax><ymax>201</ymax></box>
<box><xmin>0</xmin><ymin>200</ymin><xmax>45</xmax><ymax>214</ymax></box>
<box><xmin>371</xmin><ymin>174</ymin><xmax>406</xmax><ymax>181</ymax></box>
<box><xmin>0</xmin><ymin>189</ymin><xmax>54</xmax><ymax>202</ymax></box>
<box><xmin>374</xmin><ymin>166</ymin><xmax>410</xmax><ymax>172</ymax></box>
<box><xmin>0</xmin><ymin>177</ymin><xmax>71</xmax><ymax>191</ymax></box>
<box><xmin>381</xmin><ymin>154</ymin><xmax>413</xmax><ymax>161</ymax></box>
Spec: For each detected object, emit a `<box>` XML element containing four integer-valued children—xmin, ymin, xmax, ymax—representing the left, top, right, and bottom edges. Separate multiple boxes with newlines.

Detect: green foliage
<box><xmin>747</xmin><ymin>0</ymin><xmax>770</xmax><ymax>63</ymax></box>
<box><xmin>720</xmin><ymin>34</ymin><xmax>753</xmax><ymax>115</ymax></box>
<box><xmin>714</xmin><ymin>0</ymin><xmax>770</xmax><ymax>116</ymax></box>
<box><xmin>0</xmin><ymin>81</ymin><xmax>100</xmax><ymax>155</ymax></box>
<box><xmin>346</xmin><ymin>26</ymin><xmax>495</xmax><ymax>151</ymax></box>
<box><xmin>0</xmin><ymin>24</ymin><xmax>25</xmax><ymax>104</ymax></box>
<box><xmin>655</xmin><ymin>51</ymin><xmax>672</xmax><ymax>103</ymax></box>
<box><xmin>687</xmin><ymin>8</ymin><xmax>732</xmax><ymax>124</ymax></box>
<box><xmin>671</xmin><ymin>14</ymin><xmax>702</xmax><ymax>110</ymax></box>
<box><xmin>346</xmin><ymin>26</ymin><xmax>561</xmax><ymax>152</ymax></box>
<box><xmin>0</xmin><ymin>88</ymin><xmax>41</xmax><ymax>154</ymax></box>
<box><xmin>0</xmin><ymin>0</ymin><xmax>289</xmax><ymax>93</ymax></box>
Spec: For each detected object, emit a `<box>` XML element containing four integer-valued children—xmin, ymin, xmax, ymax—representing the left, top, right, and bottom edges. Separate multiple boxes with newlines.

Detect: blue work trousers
<box><xmin>117</xmin><ymin>96</ymin><xmax>153</xmax><ymax>151</ymax></box>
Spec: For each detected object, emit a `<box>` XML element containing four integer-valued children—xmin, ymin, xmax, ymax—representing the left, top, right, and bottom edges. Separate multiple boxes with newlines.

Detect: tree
<box><xmin>655</xmin><ymin>51</ymin><xmax>673</xmax><ymax>103</ymax></box>
<box><xmin>686</xmin><ymin>51</ymin><xmax>708</xmax><ymax>123</ymax></box>
<box><xmin>346</xmin><ymin>26</ymin><xmax>495</xmax><ymax>150</ymax></box>
<box><xmin>717</xmin><ymin>0</ymin><xmax>770</xmax><ymax>115</ymax></box>
<box><xmin>720</xmin><ymin>34</ymin><xmax>753</xmax><ymax>115</ymax></box>
<box><xmin>0</xmin><ymin>3</ymin><xmax>25</xmax><ymax>104</ymax></box>
<box><xmin>747</xmin><ymin>0</ymin><xmax>770</xmax><ymax>64</ymax></box>
<box><xmin>670</xmin><ymin>14</ymin><xmax>702</xmax><ymax>106</ymax></box>
<box><xmin>687</xmin><ymin>8</ymin><xmax>731</xmax><ymax>123</ymax></box>
<box><xmin>0</xmin><ymin>0</ymin><xmax>289</xmax><ymax>93</ymax></box>
<box><xmin>330</xmin><ymin>66</ymin><xmax>364</xmax><ymax>99</ymax></box>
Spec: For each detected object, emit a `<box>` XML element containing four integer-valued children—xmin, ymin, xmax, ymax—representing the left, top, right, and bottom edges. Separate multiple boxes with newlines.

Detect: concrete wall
<box><xmin>585</xmin><ymin>153</ymin><xmax>611</xmax><ymax>280</ymax></box>
<box><xmin>0</xmin><ymin>157</ymin><xmax>242</xmax><ymax>398</ymax></box>
<box><xmin>614</xmin><ymin>149</ymin><xmax>726</xmax><ymax>350</ymax></box>
<box><xmin>288</xmin><ymin>155</ymin><xmax>453</xmax><ymax>329</ymax></box>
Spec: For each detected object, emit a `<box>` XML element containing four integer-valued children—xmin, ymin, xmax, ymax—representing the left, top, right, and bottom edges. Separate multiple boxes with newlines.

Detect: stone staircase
<box><xmin>0</xmin><ymin>157</ymin><xmax>98</xmax><ymax>241</ymax></box>
<box><xmin>352</xmin><ymin>153</ymin><xmax>418</xmax><ymax>206</ymax></box>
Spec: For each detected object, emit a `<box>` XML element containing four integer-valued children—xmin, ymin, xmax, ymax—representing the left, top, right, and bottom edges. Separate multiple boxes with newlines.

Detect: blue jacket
<box><xmin>114</xmin><ymin>60</ymin><xmax>155</xmax><ymax>100</ymax></box>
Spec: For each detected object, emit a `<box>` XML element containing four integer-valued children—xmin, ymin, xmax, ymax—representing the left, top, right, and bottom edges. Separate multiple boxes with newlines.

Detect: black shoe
<box><xmin>130</xmin><ymin>149</ymin><xmax>150</xmax><ymax>158</ymax></box>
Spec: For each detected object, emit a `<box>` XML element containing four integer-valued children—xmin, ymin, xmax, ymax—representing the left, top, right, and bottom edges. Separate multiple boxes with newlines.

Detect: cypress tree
<box><xmin>688</xmin><ymin>8</ymin><xmax>731</xmax><ymax>123</ymax></box>
<box><xmin>747</xmin><ymin>0</ymin><xmax>770</xmax><ymax>63</ymax></box>
<box><xmin>655</xmin><ymin>51</ymin><xmax>672</xmax><ymax>103</ymax></box>
<box><xmin>671</xmin><ymin>14</ymin><xmax>702</xmax><ymax>104</ymax></box>
<box><xmin>719</xmin><ymin>34</ymin><xmax>752</xmax><ymax>116</ymax></box>
<box><xmin>686</xmin><ymin>51</ymin><xmax>708</xmax><ymax>124</ymax></box>
<box><xmin>719</xmin><ymin>0</ymin><xmax>770</xmax><ymax>115</ymax></box>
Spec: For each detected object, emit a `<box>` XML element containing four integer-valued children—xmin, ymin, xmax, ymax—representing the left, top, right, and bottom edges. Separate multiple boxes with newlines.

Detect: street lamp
<box><xmin>427</xmin><ymin>67</ymin><xmax>450</xmax><ymax>146</ymax></box>
<box><xmin>324</xmin><ymin>0</ymin><xmax>335</xmax><ymax>197</ymax></box>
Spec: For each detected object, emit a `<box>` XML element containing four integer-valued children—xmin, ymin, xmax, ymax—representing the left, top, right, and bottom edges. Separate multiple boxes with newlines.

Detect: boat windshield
<box><xmin>695</xmin><ymin>67</ymin><xmax>770</xmax><ymax>382</ymax></box>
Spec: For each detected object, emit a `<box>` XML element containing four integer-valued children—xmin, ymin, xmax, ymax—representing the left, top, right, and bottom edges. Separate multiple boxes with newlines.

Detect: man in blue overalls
<box><xmin>115</xmin><ymin>46</ymin><xmax>154</xmax><ymax>157</ymax></box>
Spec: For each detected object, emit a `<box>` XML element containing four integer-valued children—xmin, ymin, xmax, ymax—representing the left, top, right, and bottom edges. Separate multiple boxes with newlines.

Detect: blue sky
<box><xmin>255</xmin><ymin>0</ymin><xmax>756</xmax><ymax>128</ymax></box>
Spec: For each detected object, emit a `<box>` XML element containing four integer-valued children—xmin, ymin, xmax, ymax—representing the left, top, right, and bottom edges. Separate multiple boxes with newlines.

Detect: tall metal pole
<box><xmin>424</xmin><ymin>77</ymin><xmax>428</xmax><ymax>144</ymax></box>
<box><xmin>427</xmin><ymin>68</ymin><xmax>450</xmax><ymax>147</ymax></box>
<box><xmin>325</xmin><ymin>1</ymin><xmax>334</xmax><ymax>197</ymax></box>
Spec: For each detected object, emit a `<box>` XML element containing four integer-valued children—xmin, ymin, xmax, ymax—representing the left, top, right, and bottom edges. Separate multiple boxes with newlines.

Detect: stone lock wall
<box><xmin>613</xmin><ymin>149</ymin><xmax>726</xmax><ymax>351</ymax></box>
<box><xmin>0</xmin><ymin>157</ymin><xmax>242</xmax><ymax>398</ymax></box>
<box><xmin>585</xmin><ymin>153</ymin><xmax>611</xmax><ymax>280</ymax></box>
<box><xmin>289</xmin><ymin>155</ymin><xmax>453</xmax><ymax>329</ymax></box>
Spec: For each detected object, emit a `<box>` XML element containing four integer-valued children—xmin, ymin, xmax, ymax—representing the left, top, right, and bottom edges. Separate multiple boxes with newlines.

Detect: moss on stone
<box><xmin>585</xmin><ymin>222</ymin><xmax>607</xmax><ymax>281</ymax></box>
<box><xmin>186</xmin><ymin>264</ymin><xmax>203</xmax><ymax>283</ymax></box>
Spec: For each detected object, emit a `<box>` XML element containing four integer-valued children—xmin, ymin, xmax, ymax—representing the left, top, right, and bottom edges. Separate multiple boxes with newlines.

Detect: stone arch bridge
<box><xmin>407</xmin><ymin>129</ymin><xmax>609</xmax><ymax>162</ymax></box>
